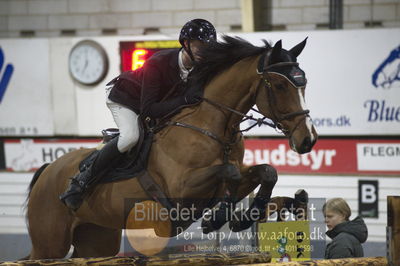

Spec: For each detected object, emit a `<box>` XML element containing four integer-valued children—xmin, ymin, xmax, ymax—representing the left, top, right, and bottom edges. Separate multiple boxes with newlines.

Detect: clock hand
<box><xmin>82</xmin><ymin>48</ymin><xmax>88</xmax><ymax>73</ymax></box>
<box><xmin>82</xmin><ymin>59</ymin><xmax>88</xmax><ymax>73</ymax></box>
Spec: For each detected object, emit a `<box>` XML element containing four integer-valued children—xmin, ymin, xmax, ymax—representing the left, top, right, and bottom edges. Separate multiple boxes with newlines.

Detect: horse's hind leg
<box><xmin>28</xmin><ymin>171</ymin><xmax>73</xmax><ymax>259</ymax></box>
<box><xmin>28</xmin><ymin>206</ymin><xmax>72</xmax><ymax>259</ymax></box>
<box><xmin>71</xmin><ymin>223</ymin><xmax>121</xmax><ymax>258</ymax></box>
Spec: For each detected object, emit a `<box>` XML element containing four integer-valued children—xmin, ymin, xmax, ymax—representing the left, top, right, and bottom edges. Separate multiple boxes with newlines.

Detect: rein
<box><xmin>201</xmin><ymin>97</ymin><xmax>276</xmax><ymax>132</ymax></box>
<box><xmin>166</xmin><ymin>120</ymin><xmax>240</xmax><ymax>164</ymax></box>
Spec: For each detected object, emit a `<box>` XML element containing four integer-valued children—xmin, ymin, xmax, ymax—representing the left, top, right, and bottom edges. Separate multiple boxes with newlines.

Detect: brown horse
<box><xmin>25</xmin><ymin>36</ymin><xmax>317</xmax><ymax>259</ymax></box>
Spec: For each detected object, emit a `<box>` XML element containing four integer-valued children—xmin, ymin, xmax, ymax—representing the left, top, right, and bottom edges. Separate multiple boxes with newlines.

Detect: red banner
<box><xmin>2</xmin><ymin>138</ymin><xmax>400</xmax><ymax>175</ymax></box>
<box><xmin>243</xmin><ymin>138</ymin><xmax>400</xmax><ymax>175</ymax></box>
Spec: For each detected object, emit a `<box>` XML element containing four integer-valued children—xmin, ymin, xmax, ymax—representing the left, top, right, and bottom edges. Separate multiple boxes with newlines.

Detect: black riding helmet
<box><xmin>179</xmin><ymin>19</ymin><xmax>216</xmax><ymax>61</ymax></box>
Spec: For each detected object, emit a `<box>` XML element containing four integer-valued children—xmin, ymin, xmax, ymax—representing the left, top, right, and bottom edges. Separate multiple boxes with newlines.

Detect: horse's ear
<box><xmin>290</xmin><ymin>37</ymin><xmax>308</xmax><ymax>58</ymax></box>
<box><xmin>269</xmin><ymin>40</ymin><xmax>282</xmax><ymax>64</ymax></box>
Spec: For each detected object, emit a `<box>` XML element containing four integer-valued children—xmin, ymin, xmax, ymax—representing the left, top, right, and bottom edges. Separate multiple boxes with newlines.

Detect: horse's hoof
<box><xmin>229</xmin><ymin>210</ymin><xmax>253</xmax><ymax>232</ymax></box>
<box><xmin>201</xmin><ymin>218</ymin><xmax>215</xmax><ymax>234</ymax></box>
<box><xmin>228</xmin><ymin>218</ymin><xmax>242</xmax><ymax>232</ymax></box>
<box><xmin>230</xmin><ymin>206</ymin><xmax>267</xmax><ymax>232</ymax></box>
<box><xmin>201</xmin><ymin>212</ymin><xmax>228</xmax><ymax>234</ymax></box>
<box><xmin>295</xmin><ymin>189</ymin><xmax>308</xmax><ymax>202</ymax></box>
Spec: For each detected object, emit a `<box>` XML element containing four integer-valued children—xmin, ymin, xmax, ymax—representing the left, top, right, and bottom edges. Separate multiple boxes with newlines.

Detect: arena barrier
<box><xmin>0</xmin><ymin>253</ymin><xmax>388</xmax><ymax>266</ymax></box>
<box><xmin>0</xmin><ymin>252</ymin><xmax>272</xmax><ymax>265</ymax></box>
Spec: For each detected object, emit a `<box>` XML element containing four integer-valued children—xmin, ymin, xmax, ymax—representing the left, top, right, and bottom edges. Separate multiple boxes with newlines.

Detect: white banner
<box><xmin>357</xmin><ymin>143</ymin><xmax>400</xmax><ymax>171</ymax></box>
<box><xmin>0</xmin><ymin>40</ymin><xmax>54</xmax><ymax>136</ymax></box>
<box><xmin>237</xmin><ymin>28</ymin><xmax>400</xmax><ymax>136</ymax></box>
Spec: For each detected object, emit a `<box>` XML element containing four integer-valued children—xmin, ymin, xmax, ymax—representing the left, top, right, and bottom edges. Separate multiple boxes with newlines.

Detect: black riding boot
<box><xmin>59</xmin><ymin>137</ymin><xmax>122</xmax><ymax>211</ymax></box>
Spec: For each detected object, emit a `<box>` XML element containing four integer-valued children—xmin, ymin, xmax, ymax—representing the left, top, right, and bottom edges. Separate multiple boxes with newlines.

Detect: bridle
<box><xmin>161</xmin><ymin>51</ymin><xmax>311</xmax><ymax>163</ymax></box>
<box><xmin>253</xmin><ymin>52</ymin><xmax>310</xmax><ymax>138</ymax></box>
<box><xmin>201</xmin><ymin>52</ymin><xmax>310</xmax><ymax>137</ymax></box>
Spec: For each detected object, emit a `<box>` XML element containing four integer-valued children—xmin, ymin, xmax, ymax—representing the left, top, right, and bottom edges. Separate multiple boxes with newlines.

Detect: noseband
<box><xmin>254</xmin><ymin>52</ymin><xmax>310</xmax><ymax>137</ymax></box>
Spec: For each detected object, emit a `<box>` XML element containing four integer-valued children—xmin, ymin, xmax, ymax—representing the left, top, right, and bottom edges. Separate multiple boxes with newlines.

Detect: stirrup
<box><xmin>59</xmin><ymin>178</ymin><xmax>83</xmax><ymax>200</ymax></box>
<box><xmin>69</xmin><ymin>171</ymin><xmax>90</xmax><ymax>190</ymax></box>
<box><xmin>102</xmin><ymin>128</ymin><xmax>120</xmax><ymax>143</ymax></box>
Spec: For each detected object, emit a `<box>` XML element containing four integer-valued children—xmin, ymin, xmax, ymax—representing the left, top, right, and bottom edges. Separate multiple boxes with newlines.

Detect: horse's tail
<box><xmin>26</xmin><ymin>163</ymin><xmax>50</xmax><ymax>202</ymax></box>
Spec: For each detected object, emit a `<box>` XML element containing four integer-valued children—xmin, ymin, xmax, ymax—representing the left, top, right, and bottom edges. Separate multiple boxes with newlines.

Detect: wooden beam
<box><xmin>0</xmin><ymin>252</ymin><xmax>271</xmax><ymax>265</ymax></box>
<box><xmin>1</xmin><ymin>255</ymin><xmax>388</xmax><ymax>266</ymax></box>
<box><xmin>241</xmin><ymin>0</ymin><xmax>255</xmax><ymax>32</ymax></box>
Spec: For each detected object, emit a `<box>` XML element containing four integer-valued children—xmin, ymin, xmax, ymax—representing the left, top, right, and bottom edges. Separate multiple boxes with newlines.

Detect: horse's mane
<box><xmin>188</xmin><ymin>35</ymin><xmax>271</xmax><ymax>91</ymax></box>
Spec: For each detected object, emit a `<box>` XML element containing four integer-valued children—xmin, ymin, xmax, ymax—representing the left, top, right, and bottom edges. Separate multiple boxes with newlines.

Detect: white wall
<box><xmin>1</xmin><ymin>0</ymin><xmax>399</xmax><ymax>38</ymax></box>
<box><xmin>0</xmin><ymin>173</ymin><xmax>30</xmax><ymax>234</ymax></box>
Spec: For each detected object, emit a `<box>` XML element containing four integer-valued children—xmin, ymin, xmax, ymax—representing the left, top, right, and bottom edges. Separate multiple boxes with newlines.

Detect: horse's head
<box><xmin>254</xmin><ymin>39</ymin><xmax>317</xmax><ymax>154</ymax></box>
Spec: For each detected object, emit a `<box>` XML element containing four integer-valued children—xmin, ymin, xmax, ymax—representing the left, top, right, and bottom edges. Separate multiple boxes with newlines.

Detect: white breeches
<box><xmin>106</xmin><ymin>88</ymin><xmax>140</xmax><ymax>153</ymax></box>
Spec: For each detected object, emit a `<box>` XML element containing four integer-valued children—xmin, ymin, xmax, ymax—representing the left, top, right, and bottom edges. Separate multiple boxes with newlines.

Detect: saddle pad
<box><xmin>101</xmin><ymin>131</ymin><xmax>154</xmax><ymax>183</ymax></box>
<box><xmin>78</xmin><ymin>131</ymin><xmax>154</xmax><ymax>184</ymax></box>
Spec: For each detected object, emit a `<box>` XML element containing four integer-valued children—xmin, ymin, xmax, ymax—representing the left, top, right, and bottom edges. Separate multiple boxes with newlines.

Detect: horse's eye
<box><xmin>275</xmin><ymin>84</ymin><xmax>286</xmax><ymax>91</ymax></box>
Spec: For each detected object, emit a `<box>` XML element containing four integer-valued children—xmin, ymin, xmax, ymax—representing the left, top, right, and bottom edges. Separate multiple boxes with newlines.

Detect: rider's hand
<box><xmin>184</xmin><ymin>94</ymin><xmax>202</xmax><ymax>105</ymax></box>
<box><xmin>184</xmin><ymin>88</ymin><xmax>202</xmax><ymax>105</ymax></box>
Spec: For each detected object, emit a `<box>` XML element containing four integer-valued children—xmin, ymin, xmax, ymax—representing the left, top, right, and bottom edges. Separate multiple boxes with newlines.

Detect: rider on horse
<box><xmin>60</xmin><ymin>19</ymin><xmax>217</xmax><ymax>211</ymax></box>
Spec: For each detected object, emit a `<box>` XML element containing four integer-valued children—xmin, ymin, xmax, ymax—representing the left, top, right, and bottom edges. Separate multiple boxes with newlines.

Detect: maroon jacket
<box><xmin>108</xmin><ymin>48</ymin><xmax>187</xmax><ymax>118</ymax></box>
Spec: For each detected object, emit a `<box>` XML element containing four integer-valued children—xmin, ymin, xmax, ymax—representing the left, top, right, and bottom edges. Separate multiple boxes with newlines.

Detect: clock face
<box><xmin>69</xmin><ymin>40</ymin><xmax>108</xmax><ymax>85</ymax></box>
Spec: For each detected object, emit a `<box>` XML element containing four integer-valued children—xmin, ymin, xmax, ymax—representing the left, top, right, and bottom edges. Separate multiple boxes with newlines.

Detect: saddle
<box><xmin>79</xmin><ymin>118</ymin><xmax>152</xmax><ymax>183</ymax></box>
<box><xmin>79</xmin><ymin>118</ymin><xmax>175</xmax><ymax>211</ymax></box>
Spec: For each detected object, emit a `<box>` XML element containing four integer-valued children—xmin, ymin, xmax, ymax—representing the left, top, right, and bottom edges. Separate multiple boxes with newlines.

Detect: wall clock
<box><xmin>69</xmin><ymin>40</ymin><xmax>108</xmax><ymax>85</ymax></box>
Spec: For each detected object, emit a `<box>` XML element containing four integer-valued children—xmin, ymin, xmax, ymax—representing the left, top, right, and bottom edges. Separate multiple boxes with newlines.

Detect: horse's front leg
<box><xmin>200</xmin><ymin>164</ymin><xmax>275</xmax><ymax>234</ymax></box>
<box><xmin>175</xmin><ymin>163</ymin><xmax>241</xmax><ymax>233</ymax></box>
<box><xmin>182</xmin><ymin>163</ymin><xmax>241</xmax><ymax>234</ymax></box>
<box><xmin>229</xmin><ymin>164</ymin><xmax>278</xmax><ymax>232</ymax></box>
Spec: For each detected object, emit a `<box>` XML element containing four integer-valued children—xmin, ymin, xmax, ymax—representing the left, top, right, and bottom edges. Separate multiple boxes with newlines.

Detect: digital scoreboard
<box><xmin>119</xmin><ymin>40</ymin><xmax>181</xmax><ymax>72</ymax></box>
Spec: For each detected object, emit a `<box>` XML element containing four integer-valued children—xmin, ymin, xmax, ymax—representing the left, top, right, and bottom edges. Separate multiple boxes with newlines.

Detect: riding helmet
<box><xmin>179</xmin><ymin>19</ymin><xmax>217</xmax><ymax>46</ymax></box>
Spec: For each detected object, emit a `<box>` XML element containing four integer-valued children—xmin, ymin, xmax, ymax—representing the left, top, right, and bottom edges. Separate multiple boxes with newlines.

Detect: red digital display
<box><xmin>132</xmin><ymin>49</ymin><xmax>148</xmax><ymax>70</ymax></box>
<box><xmin>119</xmin><ymin>40</ymin><xmax>180</xmax><ymax>72</ymax></box>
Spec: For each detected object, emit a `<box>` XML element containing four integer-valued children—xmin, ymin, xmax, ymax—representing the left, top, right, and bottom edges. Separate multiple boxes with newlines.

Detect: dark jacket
<box><xmin>325</xmin><ymin>216</ymin><xmax>368</xmax><ymax>259</ymax></box>
<box><xmin>108</xmin><ymin>48</ymin><xmax>187</xmax><ymax>118</ymax></box>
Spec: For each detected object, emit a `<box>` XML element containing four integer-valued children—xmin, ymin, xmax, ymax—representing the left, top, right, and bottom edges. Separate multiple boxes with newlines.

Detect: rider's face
<box><xmin>183</xmin><ymin>40</ymin><xmax>207</xmax><ymax>62</ymax></box>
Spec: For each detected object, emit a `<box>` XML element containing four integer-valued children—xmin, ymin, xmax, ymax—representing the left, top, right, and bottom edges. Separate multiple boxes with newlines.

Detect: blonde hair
<box><xmin>323</xmin><ymin>198</ymin><xmax>351</xmax><ymax>221</ymax></box>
